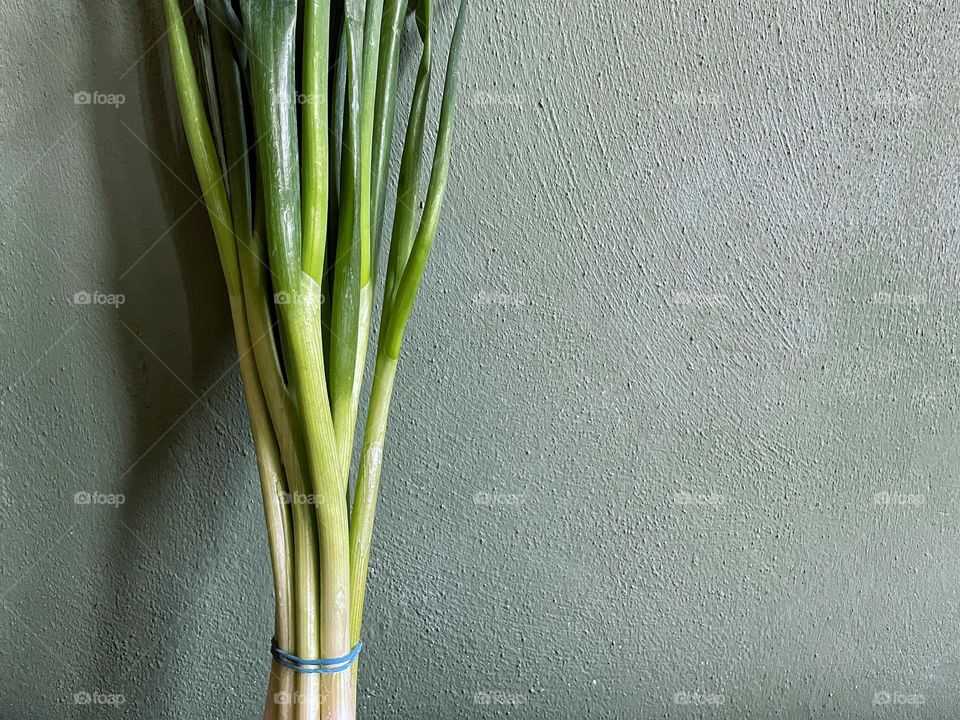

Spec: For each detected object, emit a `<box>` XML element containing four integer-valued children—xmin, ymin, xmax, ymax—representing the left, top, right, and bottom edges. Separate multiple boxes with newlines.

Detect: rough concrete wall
<box><xmin>1</xmin><ymin>0</ymin><xmax>959</xmax><ymax>718</ymax></box>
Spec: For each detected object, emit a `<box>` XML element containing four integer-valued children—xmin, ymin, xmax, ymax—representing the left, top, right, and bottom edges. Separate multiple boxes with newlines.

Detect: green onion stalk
<box><xmin>160</xmin><ymin>0</ymin><xmax>469</xmax><ymax>717</ymax></box>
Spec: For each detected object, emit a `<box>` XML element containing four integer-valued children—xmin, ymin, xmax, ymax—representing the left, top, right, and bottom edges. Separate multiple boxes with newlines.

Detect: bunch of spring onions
<box><xmin>161</xmin><ymin>0</ymin><xmax>468</xmax><ymax>717</ymax></box>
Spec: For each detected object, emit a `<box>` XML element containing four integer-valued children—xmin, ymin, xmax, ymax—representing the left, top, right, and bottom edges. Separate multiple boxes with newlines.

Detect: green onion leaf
<box><xmin>329</xmin><ymin>0</ymin><xmax>366</xmax><ymax>455</ymax></box>
<box><xmin>383</xmin><ymin>0</ymin><xmax>469</xmax><ymax>359</ymax></box>
<box><xmin>238</xmin><ymin>0</ymin><xmax>301</xmax><ymax>302</ymax></box>
<box><xmin>380</xmin><ymin>0</ymin><xmax>433</xmax><ymax>331</ymax></box>
<box><xmin>369</xmin><ymin>0</ymin><xmax>407</xmax><ymax>283</ymax></box>
<box><xmin>302</xmin><ymin>0</ymin><xmax>331</xmax><ymax>283</ymax></box>
<box><xmin>162</xmin><ymin>0</ymin><xmax>241</xmax><ymax>295</ymax></box>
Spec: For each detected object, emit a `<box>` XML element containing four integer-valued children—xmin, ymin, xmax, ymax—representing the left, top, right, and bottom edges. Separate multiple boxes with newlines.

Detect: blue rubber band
<box><xmin>270</xmin><ymin>639</ymin><xmax>362</xmax><ymax>674</ymax></box>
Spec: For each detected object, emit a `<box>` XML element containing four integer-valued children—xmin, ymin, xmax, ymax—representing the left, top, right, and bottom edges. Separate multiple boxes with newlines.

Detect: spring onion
<box><xmin>161</xmin><ymin>0</ymin><xmax>470</xmax><ymax>717</ymax></box>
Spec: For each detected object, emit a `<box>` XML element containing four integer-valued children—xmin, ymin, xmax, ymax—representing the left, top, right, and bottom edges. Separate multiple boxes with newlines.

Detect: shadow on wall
<box><xmin>78</xmin><ymin>1</ymin><xmax>244</xmax><ymax>715</ymax></box>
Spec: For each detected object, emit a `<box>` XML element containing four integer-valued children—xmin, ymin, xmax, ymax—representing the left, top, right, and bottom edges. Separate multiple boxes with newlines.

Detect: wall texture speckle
<box><xmin>2</xmin><ymin>1</ymin><xmax>960</xmax><ymax>718</ymax></box>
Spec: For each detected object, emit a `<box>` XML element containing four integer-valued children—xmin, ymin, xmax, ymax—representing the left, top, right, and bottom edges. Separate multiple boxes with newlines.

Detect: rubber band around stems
<box><xmin>270</xmin><ymin>639</ymin><xmax>363</xmax><ymax>674</ymax></box>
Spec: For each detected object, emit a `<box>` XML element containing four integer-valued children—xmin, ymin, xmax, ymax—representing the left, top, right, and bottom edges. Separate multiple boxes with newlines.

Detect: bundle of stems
<box><xmin>160</xmin><ymin>0</ymin><xmax>469</xmax><ymax>717</ymax></box>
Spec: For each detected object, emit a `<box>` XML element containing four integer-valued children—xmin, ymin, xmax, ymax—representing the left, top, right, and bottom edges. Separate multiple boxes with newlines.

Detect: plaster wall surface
<box><xmin>1</xmin><ymin>1</ymin><xmax>959</xmax><ymax>718</ymax></box>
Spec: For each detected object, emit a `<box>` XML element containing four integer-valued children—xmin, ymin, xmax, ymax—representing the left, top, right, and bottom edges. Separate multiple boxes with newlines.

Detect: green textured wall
<box><xmin>3</xmin><ymin>1</ymin><xmax>960</xmax><ymax>718</ymax></box>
